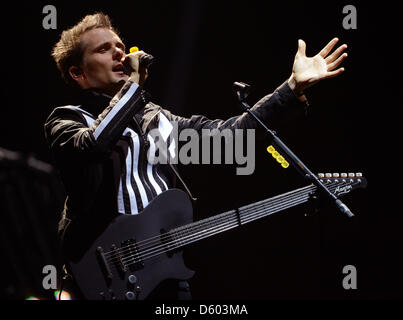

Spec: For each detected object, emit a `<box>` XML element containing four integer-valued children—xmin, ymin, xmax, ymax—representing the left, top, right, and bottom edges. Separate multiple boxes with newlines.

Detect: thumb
<box><xmin>297</xmin><ymin>39</ymin><xmax>306</xmax><ymax>57</ymax></box>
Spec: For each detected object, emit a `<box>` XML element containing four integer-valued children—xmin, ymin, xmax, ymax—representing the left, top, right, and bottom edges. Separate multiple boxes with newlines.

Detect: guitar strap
<box><xmin>56</xmin><ymin>197</ymin><xmax>74</xmax><ymax>298</ymax></box>
<box><xmin>167</xmin><ymin>161</ymin><xmax>197</xmax><ymax>202</ymax></box>
<box><xmin>57</xmin><ymin>197</ymin><xmax>71</xmax><ymax>245</ymax></box>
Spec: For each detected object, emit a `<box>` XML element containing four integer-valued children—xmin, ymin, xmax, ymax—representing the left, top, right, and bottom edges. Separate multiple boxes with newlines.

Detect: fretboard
<box><xmin>168</xmin><ymin>183</ymin><xmax>318</xmax><ymax>250</ymax></box>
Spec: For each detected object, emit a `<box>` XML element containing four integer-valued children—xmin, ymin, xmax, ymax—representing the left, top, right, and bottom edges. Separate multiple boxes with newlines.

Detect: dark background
<box><xmin>0</xmin><ymin>0</ymin><xmax>399</xmax><ymax>300</ymax></box>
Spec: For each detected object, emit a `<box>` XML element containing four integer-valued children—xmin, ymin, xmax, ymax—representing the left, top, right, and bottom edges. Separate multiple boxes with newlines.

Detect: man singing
<box><xmin>44</xmin><ymin>12</ymin><xmax>347</xmax><ymax>300</ymax></box>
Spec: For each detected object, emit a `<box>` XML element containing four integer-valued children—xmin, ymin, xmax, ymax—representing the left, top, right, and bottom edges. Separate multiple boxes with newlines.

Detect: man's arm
<box><xmin>44</xmin><ymin>80</ymin><xmax>145</xmax><ymax>160</ymax></box>
<box><xmin>162</xmin><ymin>80</ymin><xmax>305</xmax><ymax>133</ymax></box>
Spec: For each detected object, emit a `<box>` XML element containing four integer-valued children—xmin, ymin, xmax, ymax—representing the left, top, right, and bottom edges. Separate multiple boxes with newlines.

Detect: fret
<box><xmin>238</xmin><ymin>185</ymin><xmax>314</xmax><ymax>224</ymax></box>
<box><xmin>170</xmin><ymin>209</ymin><xmax>239</xmax><ymax>248</ymax></box>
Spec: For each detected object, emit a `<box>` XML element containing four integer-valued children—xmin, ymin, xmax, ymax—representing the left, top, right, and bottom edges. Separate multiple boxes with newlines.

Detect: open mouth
<box><xmin>112</xmin><ymin>64</ymin><xmax>125</xmax><ymax>74</ymax></box>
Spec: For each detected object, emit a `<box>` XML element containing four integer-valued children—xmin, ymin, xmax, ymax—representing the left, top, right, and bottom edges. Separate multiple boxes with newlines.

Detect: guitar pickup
<box><xmin>121</xmin><ymin>239</ymin><xmax>144</xmax><ymax>270</ymax></box>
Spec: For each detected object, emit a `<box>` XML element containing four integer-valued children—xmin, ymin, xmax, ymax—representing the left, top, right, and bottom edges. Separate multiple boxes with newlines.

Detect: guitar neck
<box><xmin>169</xmin><ymin>184</ymin><xmax>317</xmax><ymax>249</ymax></box>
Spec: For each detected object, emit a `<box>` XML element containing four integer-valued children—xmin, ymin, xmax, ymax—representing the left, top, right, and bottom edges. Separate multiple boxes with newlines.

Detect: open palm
<box><xmin>291</xmin><ymin>38</ymin><xmax>348</xmax><ymax>93</ymax></box>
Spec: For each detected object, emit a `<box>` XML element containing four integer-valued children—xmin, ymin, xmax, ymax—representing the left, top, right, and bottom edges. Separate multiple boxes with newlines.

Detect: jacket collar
<box><xmin>78</xmin><ymin>89</ymin><xmax>112</xmax><ymax>116</ymax></box>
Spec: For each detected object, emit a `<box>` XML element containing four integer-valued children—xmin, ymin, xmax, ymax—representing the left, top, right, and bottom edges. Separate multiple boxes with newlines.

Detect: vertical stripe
<box><xmin>146</xmin><ymin>134</ymin><xmax>164</xmax><ymax>195</ymax></box>
<box><xmin>115</xmin><ymin>131</ymin><xmax>132</xmax><ymax>215</ymax></box>
<box><xmin>130</xmin><ymin>131</ymin><xmax>149</xmax><ymax>212</ymax></box>
<box><xmin>117</xmin><ymin>179</ymin><xmax>126</xmax><ymax>214</ymax></box>
<box><xmin>128</xmin><ymin>140</ymin><xmax>145</xmax><ymax>212</ymax></box>
<box><xmin>124</xmin><ymin>140</ymin><xmax>139</xmax><ymax>215</ymax></box>
<box><xmin>117</xmin><ymin>131</ymin><xmax>134</xmax><ymax>215</ymax></box>
<box><xmin>154</xmin><ymin>166</ymin><xmax>168</xmax><ymax>191</ymax></box>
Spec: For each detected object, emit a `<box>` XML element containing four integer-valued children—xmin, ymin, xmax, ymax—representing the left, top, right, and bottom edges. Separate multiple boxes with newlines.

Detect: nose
<box><xmin>113</xmin><ymin>46</ymin><xmax>125</xmax><ymax>61</ymax></box>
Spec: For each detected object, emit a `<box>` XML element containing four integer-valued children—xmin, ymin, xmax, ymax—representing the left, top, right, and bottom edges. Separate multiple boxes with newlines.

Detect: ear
<box><xmin>68</xmin><ymin>65</ymin><xmax>85</xmax><ymax>82</ymax></box>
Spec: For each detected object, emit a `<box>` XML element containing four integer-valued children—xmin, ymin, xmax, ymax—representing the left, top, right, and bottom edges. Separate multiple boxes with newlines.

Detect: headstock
<box><xmin>317</xmin><ymin>172</ymin><xmax>367</xmax><ymax>197</ymax></box>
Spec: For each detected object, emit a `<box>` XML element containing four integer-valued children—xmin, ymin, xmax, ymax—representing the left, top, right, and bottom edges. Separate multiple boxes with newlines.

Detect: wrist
<box><xmin>129</xmin><ymin>73</ymin><xmax>140</xmax><ymax>85</ymax></box>
<box><xmin>287</xmin><ymin>75</ymin><xmax>304</xmax><ymax>97</ymax></box>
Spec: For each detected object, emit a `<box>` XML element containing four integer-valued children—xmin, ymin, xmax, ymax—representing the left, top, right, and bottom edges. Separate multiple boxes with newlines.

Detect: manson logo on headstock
<box><xmin>334</xmin><ymin>184</ymin><xmax>353</xmax><ymax>196</ymax></box>
<box><xmin>318</xmin><ymin>173</ymin><xmax>365</xmax><ymax>197</ymax></box>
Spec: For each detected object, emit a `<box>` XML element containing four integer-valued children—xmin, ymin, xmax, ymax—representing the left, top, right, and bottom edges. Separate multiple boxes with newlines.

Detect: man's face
<box><xmin>74</xmin><ymin>28</ymin><xmax>128</xmax><ymax>96</ymax></box>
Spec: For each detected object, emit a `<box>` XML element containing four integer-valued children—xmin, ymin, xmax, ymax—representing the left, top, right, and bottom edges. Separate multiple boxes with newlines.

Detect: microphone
<box><xmin>139</xmin><ymin>54</ymin><xmax>154</xmax><ymax>68</ymax></box>
<box><xmin>233</xmin><ymin>82</ymin><xmax>250</xmax><ymax>92</ymax></box>
<box><xmin>129</xmin><ymin>46</ymin><xmax>154</xmax><ymax>68</ymax></box>
<box><xmin>233</xmin><ymin>81</ymin><xmax>251</xmax><ymax>100</ymax></box>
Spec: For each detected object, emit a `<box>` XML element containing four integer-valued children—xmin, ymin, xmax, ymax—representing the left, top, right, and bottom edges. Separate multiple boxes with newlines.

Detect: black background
<box><xmin>0</xmin><ymin>0</ymin><xmax>399</xmax><ymax>301</ymax></box>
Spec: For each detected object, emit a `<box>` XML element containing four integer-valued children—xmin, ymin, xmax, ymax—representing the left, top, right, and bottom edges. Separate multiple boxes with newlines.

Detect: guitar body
<box><xmin>69</xmin><ymin>189</ymin><xmax>195</xmax><ymax>300</ymax></box>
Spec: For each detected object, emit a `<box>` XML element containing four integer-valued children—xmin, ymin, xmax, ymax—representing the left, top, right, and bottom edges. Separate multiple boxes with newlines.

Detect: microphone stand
<box><xmin>233</xmin><ymin>82</ymin><xmax>354</xmax><ymax>218</ymax></box>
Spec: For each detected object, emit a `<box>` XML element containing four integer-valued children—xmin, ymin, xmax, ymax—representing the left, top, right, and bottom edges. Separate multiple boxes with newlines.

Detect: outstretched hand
<box><xmin>288</xmin><ymin>38</ymin><xmax>348</xmax><ymax>94</ymax></box>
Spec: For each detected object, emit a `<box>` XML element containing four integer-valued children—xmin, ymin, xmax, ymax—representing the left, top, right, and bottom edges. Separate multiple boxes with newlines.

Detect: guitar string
<box><xmin>104</xmin><ymin>180</ymin><xmax>346</xmax><ymax>265</ymax></box>
<box><xmin>122</xmin><ymin>179</ymin><xmax>359</xmax><ymax>268</ymax></box>
<box><xmin>104</xmin><ymin>184</ymin><xmax>314</xmax><ymax>269</ymax></box>
<box><xmin>105</xmin><ymin>180</ymin><xmax>348</xmax><ymax>268</ymax></box>
<box><xmin>122</xmin><ymin>187</ymin><xmax>318</xmax><ymax>267</ymax></box>
<box><xmin>107</xmin><ymin>180</ymin><xmax>356</xmax><ymax>273</ymax></box>
<box><xmin>103</xmin><ymin>183</ymin><xmax>319</xmax><ymax>262</ymax></box>
<box><xmin>105</xmin><ymin>189</ymin><xmax>312</xmax><ymax>273</ymax></box>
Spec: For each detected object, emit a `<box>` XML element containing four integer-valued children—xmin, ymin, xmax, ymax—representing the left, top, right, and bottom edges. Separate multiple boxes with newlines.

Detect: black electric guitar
<box><xmin>69</xmin><ymin>173</ymin><xmax>367</xmax><ymax>300</ymax></box>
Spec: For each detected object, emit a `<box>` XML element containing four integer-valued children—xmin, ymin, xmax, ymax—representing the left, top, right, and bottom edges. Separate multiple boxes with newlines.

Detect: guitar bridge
<box><xmin>111</xmin><ymin>244</ymin><xmax>127</xmax><ymax>276</ymax></box>
<box><xmin>96</xmin><ymin>246</ymin><xmax>113</xmax><ymax>282</ymax></box>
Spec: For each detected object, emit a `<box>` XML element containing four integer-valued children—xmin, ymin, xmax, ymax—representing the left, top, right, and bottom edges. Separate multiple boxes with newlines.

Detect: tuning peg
<box><xmin>318</xmin><ymin>173</ymin><xmax>324</xmax><ymax>178</ymax></box>
<box><xmin>348</xmin><ymin>173</ymin><xmax>355</xmax><ymax>178</ymax></box>
<box><xmin>341</xmin><ymin>173</ymin><xmax>348</xmax><ymax>178</ymax></box>
<box><xmin>325</xmin><ymin>173</ymin><xmax>332</xmax><ymax>178</ymax></box>
<box><xmin>332</xmin><ymin>173</ymin><xmax>340</xmax><ymax>178</ymax></box>
<box><xmin>356</xmin><ymin>172</ymin><xmax>362</xmax><ymax>177</ymax></box>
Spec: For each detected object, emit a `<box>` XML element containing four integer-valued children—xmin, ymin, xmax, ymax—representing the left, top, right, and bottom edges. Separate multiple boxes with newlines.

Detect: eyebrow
<box><xmin>93</xmin><ymin>40</ymin><xmax>126</xmax><ymax>52</ymax></box>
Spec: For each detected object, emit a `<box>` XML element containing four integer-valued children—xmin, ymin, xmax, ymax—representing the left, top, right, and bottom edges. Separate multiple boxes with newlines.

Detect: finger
<box><xmin>121</xmin><ymin>50</ymin><xmax>146</xmax><ymax>66</ymax></box>
<box><xmin>327</xmin><ymin>53</ymin><xmax>348</xmax><ymax>71</ymax></box>
<box><xmin>325</xmin><ymin>44</ymin><xmax>348</xmax><ymax>64</ymax></box>
<box><xmin>130</xmin><ymin>50</ymin><xmax>146</xmax><ymax>57</ymax></box>
<box><xmin>297</xmin><ymin>39</ymin><xmax>306</xmax><ymax>57</ymax></box>
<box><xmin>322</xmin><ymin>67</ymin><xmax>345</xmax><ymax>80</ymax></box>
<box><xmin>318</xmin><ymin>37</ymin><xmax>339</xmax><ymax>58</ymax></box>
<box><xmin>123</xmin><ymin>50</ymin><xmax>145</xmax><ymax>59</ymax></box>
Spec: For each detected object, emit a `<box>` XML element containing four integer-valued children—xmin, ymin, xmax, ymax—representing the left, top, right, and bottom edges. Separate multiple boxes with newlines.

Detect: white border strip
<box><xmin>93</xmin><ymin>82</ymin><xmax>139</xmax><ymax>139</ymax></box>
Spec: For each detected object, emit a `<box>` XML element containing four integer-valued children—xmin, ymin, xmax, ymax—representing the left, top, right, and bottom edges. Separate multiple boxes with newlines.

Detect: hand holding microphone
<box><xmin>131</xmin><ymin>46</ymin><xmax>154</xmax><ymax>67</ymax></box>
<box><xmin>122</xmin><ymin>46</ymin><xmax>154</xmax><ymax>85</ymax></box>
